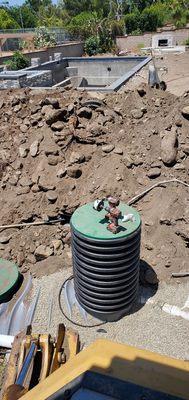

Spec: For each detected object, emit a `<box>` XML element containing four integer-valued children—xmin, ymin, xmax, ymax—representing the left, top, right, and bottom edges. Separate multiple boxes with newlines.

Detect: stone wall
<box><xmin>0</xmin><ymin>79</ymin><xmax>20</xmax><ymax>89</ymax></box>
<box><xmin>0</xmin><ymin>70</ymin><xmax>52</xmax><ymax>89</ymax></box>
<box><xmin>116</xmin><ymin>28</ymin><xmax>189</xmax><ymax>52</ymax></box>
<box><xmin>23</xmin><ymin>71</ymin><xmax>53</xmax><ymax>87</ymax></box>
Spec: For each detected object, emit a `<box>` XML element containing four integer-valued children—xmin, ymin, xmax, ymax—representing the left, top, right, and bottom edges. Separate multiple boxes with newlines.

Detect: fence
<box><xmin>0</xmin><ymin>28</ymin><xmax>74</xmax><ymax>52</ymax></box>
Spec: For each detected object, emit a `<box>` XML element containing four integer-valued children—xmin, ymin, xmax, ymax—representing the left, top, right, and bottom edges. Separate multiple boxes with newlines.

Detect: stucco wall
<box><xmin>116</xmin><ymin>28</ymin><xmax>189</xmax><ymax>52</ymax></box>
<box><xmin>0</xmin><ymin>42</ymin><xmax>84</xmax><ymax>65</ymax></box>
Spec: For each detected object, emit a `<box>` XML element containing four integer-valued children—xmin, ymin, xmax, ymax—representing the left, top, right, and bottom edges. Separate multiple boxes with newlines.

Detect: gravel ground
<box><xmin>32</xmin><ymin>267</ymin><xmax>189</xmax><ymax>361</ymax></box>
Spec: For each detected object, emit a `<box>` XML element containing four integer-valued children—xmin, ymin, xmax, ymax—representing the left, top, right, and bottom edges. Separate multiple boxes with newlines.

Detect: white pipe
<box><xmin>0</xmin><ymin>334</ymin><xmax>14</xmax><ymax>348</ymax></box>
<box><xmin>162</xmin><ymin>304</ymin><xmax>189</xmax><ymax>321</ymax></box>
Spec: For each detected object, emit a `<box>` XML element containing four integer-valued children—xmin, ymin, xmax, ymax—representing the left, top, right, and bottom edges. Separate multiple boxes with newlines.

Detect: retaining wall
<box><xmin>116</xmin><ymin>27</ymin><xmax>189</xmax><ymax>52</ymax></box>
<box><xmin>0</xmin><ymin>42</ymin><xmax>84</xmax><ymax>65</ymax></box>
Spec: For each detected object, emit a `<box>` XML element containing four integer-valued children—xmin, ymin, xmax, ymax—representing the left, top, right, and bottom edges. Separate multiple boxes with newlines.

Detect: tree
<box><xmin>26</xmin><ymin>0</ymin><xmax>52</xmax><ymax>13</ymax></box>
<box><xmin>140</xmin><ymin>7</ymin><xmax>159</xmax><ymax>32</ymax></box>
<box><xmin>66</xmin><ymin>11</ymin><xmax>100</xmax><ymax>39</ymax></box>
<box><xmin>0</xmin><ymin>8</ymin><xmax>20</xmax><ymax>29</ymax></box>
<box><xmin>125</xmin><ymin>11</ymin><xmax>140</xmax><ymax>33</ymax></box>
<box><xmin>60</xmin><ymin>0</ymin><xmax>93</xmax><ymax>17</ymax></box>
<box><xmin>9</xmin><ymin>5</ymin><xmax>37</xmax><ymax>28</ymax></box>
<box><xmin>169</xmin><ymin>0</ymin><xmax>189</xmax><ymax>27</ymax></box>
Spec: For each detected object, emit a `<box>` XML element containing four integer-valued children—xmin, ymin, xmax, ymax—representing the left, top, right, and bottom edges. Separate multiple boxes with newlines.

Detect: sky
<box><xmin>3</xmin><ymin>0</ymin><xmax>57</xmax><ymax>5</ymax></box>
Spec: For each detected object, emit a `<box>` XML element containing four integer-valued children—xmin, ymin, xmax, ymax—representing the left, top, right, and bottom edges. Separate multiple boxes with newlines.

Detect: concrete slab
<box><xmin>32</xmin><ymin>268</ymin><xmax>189</xmax><ymax>360</ymax></box>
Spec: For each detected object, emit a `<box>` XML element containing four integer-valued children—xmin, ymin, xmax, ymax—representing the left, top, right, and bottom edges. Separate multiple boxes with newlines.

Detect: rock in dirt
<box><xmin>41</xmin><ymin>105</ymin><xmax>53</xmax><ymax>115</ymax></box>
<box><xmin>19</xmin><ymin>146</ymin><xmax>28</xmax><ymax>158</ymax></box>
<box><xmin>181</xmin><ymin>106</ymin><xmax>189</xmax><ymax>119</ymax></box>
<box><xmin>46</xmin><ymin>191</ymin><xmax>58</xmax><ymax>203</ymax></box>
<box><xmin>47</xmin><ymin>155</ymin><xmax>59</xmax><ymax>166</ymax></box>
<box><xmin>30</xmin><ymin>140</ymin><xmax>39</xmax><ymax>157</ymax></box>
<box><xmin>175</xmin><ymin>226</ymin><xmax>189</xmax><ymax>246</ymax></box>
<box><xmin>0</xmin><ymin>235</ymin><xmax>11</xmax><ymax>244</ymax></box>
<box><xmin>52</xmin><ymin>239</ymin><xmax>62</xmax><ymax>250</ymax></box>
<box><xmin>17</xmin><ymin>186</ymin><xmax>30</xmax><ymax>195</ymax></box>
<box><xmin>182</xmin><ymin>145</ymin><xmax>189</xmax><ymax>155</ymax></box>
<box><xmin>9</xmin><ymin>175</ymin><xmax>19</xmax><ymax>186</ymax></box>
<box><xmin>19</xmin><ymin>176</ymin><xmax>33</xmax><ymax>187</ymax></box>
<box><xmin>77</xmin><ymin>107</ymin><xmax>92</xmax><ymax>119</ymax></box>
<box><xmin>35</xmin><ymin>245</ymin><xmax>54</xmax><ymax>260</ymax></box>
<box><xmin>147</xmin><ymin>168</ymin><xmax>161</xmax><ymax>179</ymax></box>
<box><xmin>38</xmin><ymin>177</ymin><xmax>56</xmax><ymax>191</ymax></box>
<box><xmin>67</xmin><ymin>103</ymin><xmax>75</xmax><ymax>114</ymax></box>
<box><xmin>51</xmin><ymin>121</ymin><xmax>64</xmax><ymax>131</ymax></box>
<box><xmin>114</xmin><ymin>147</ymin><xmax>123</xmax><ymax>155</ymax></box>
<box><xmin>56</xmin><ymin>167</ymin><xmax>67</xmax><ymax>178</ymax></box>
<box><xmin>41</xmin><ymin>98</ymin><xmax>60</xmax><ymax>109</ymax></box>
<box><xmin>102</xmin><ymin>144</ymin><xmax>115</xmax><ymax>153</ymax></box>
<box><xmin>20</xmin><ymin>124</ymin><xmax>28</xmax><ymax>133</ymax></box>
<box><xmin>131</xmin><ymin>109</ymin><xmax>143</xmax><ymax>119</ymax></box>
<box><xmin>46</xmin><ymin>108</ymin><xmax>67</xmax><ymax>126</ymax></box>
<box><xmin>69</xmin><ymin>151</ymin><xmax>85</xmax><ymax>165</ymax></box>
<box><xmin>161</xmin><ymin>128</ymin><xmax>178</xmax><ymax>165</ymax></box>
<box><xmin>67</xmin><ymin>166</ymin><xmax>82</xmax><ymax>178</ymax></box>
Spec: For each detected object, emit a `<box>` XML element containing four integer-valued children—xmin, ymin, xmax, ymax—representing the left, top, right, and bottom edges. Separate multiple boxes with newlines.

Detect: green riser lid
<box><xmin>0</xmin><ymin>258</ymin><xmax>20</xmax><ymax>303</ymax></box>
<box><xmin>71</xmin><ymin>201</ymin><xmax>141</xmax><ymax>240</ymax></box>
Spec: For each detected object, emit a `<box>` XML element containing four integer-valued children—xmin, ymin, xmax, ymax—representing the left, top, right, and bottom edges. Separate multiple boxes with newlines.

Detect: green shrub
<box><xmin>34</xmin><ymin>27</ymin><xmax>56</xmax><ymax>48</ymax></box>
<box><xmin>85</xmin><ymin>36</ymin><xmax>100</xmax><ymax>56</ymax></box>
<box><xmin>125</xmin><ymin>12</ymin><xmax>140</xmax><ymax>34</ymax></box>
<box><xmin>109</xmin><ymin>19</ymin><xmax>125</xmax><ymax>39</ymax></box>
<box><xmin>124</xmin><ymin>2</ymin><xmax>168</xmax><ymax>35</ymax></box>
<box><xmin>131</xmin><ymin>29</ymin><xmax>142</xmax><ymax>35</ymax></box>
<box><xmin>185</xmin><ymin>38</ymin><xmax>189</xmax><ymax>45</ymax></box>
<box><xmin>67</xmin><ymin>12</ymin><xmax>99</xmax><ymax>40</ymax></box>
<box><xmin>4</xmin><ymin>51</ymin><xmax>29</xmax><ymax>71</ymax></box>
<box><xmin>140</xmin><ymin>8</ymin><xmax>159</xmax><ymax>32</ymax></box>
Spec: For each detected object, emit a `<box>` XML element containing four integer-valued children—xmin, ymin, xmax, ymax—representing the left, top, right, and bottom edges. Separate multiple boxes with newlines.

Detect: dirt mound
<box><xmin>0</xmin><ymin>85</ymin><xmax>188</xmax><ymax>282</ymax></box>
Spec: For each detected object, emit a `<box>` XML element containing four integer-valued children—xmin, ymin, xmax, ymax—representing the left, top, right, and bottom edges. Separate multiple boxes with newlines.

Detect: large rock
<box><xmin>35</xmin><ymin>245</ymin><xmax>54</xmax><ymax>260</ymax></box>
<box><xmin>19</xmin><ymin>176</ymin><xmax>33</xmax><ymax>187</ymax></box>
<box><xmin>38</xmin><ymin>177</ymin><xmax>56</xmax><ymax>191</ymax></box>
<box><xmin>51</xmin><ymin>121</ymin><xmax>64</xmax><ymax>131</ymax></box>
<box><xmin>102</xmin><ymin>144</ymin><xmax>115</xmax><ymax>153</ymax></box>
<box><xmin>40</xmin><ymin>98</ymin><xmax>60</xmax><ymax>109</ymax></box>
<box><xmin>46</xmin><ymin>191</ymin><xmax>58</xmax><ymax>203</ymax></box>
<box><xmin>161</xmin><ymin>128</ymin><xmax>178</xmax><ymax>165</ymax></box>
<box><xmin>46</xmin><ymin>108</ymin><xmax>67</xmax><ymax>126</ymax></box>
<box><xmin>147</xmin><ymin>168</ymin><xmax>161</xmax><ymax>179</ymax></box>
<box><xmin>131</xmin><ymin>109</ymin><xmax>143</xmax><ymax>119</ymax></box>
<box><xmin>0</xmin><ymin>235</ymin><xmax>11</xmax><ymax>244</ymax></box>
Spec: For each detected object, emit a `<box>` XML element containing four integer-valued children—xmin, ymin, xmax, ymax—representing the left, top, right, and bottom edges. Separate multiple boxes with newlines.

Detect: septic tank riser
<box><xmin>71</xmin><ymin>202</ymin><xmax>141</xmax><ymax>322</ymax></box>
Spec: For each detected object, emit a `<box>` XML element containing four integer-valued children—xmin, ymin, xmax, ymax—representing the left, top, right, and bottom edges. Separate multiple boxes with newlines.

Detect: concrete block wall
<box><xmin>116</xmin><ymin>27</ymin><xmax>189</xmax><ymax>52</ymax></box>
<box><xmin>116</xmin><ymin>34</ymin><xmax>152</xmax><ymax>52</ymax></box>
<box><xmin>0</xmin><ymin>42</ymin><xmax>84</xmax><ymax>65</ymax></box>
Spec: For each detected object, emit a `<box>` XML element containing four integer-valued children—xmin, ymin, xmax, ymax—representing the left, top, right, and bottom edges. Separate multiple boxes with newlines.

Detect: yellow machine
<box><xmin>2</xmin><ymin>324</ymin><xmax>189</xmax><ymax>400</ymax></box>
